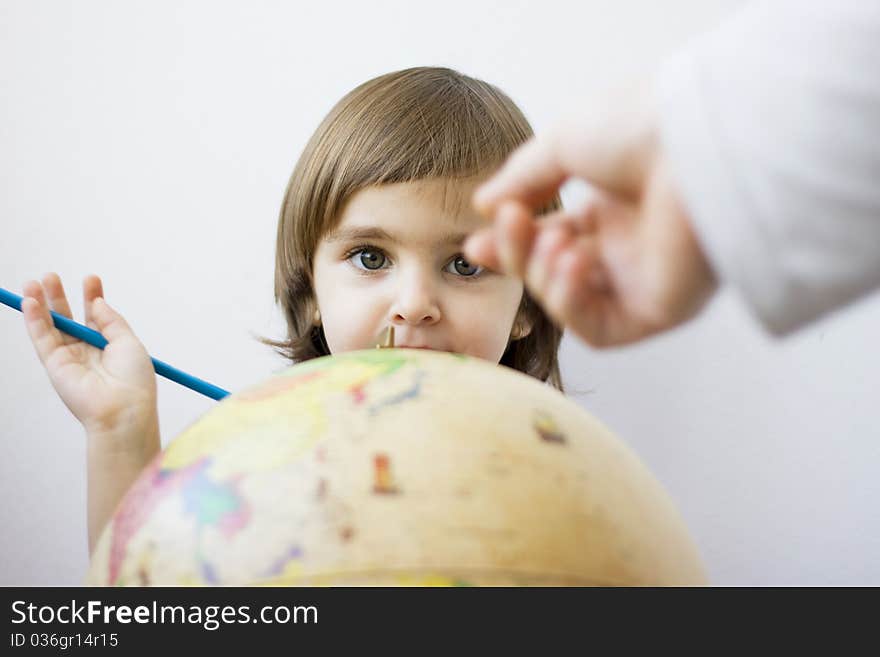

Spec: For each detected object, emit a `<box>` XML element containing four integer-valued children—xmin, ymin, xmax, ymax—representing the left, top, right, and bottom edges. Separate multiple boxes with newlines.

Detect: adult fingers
<box><xmin>473</xmin><ymin>134</ymin><xmax>567</xmax><ymax>217</ymax></box>
<box><xmin>524</xmin><ymin>222</ymin><xmax>577</xmax><ymax>301</ymax></box>
<box><xmin>474</xmin><ymin>87</ymin><xmax>654</xmax><ymax>217</ymax></box>
<box><xmin>543</xmin><ymin>240</ymin><xmax>604</xmax><ymax>329</ymax></box>
<box><xmin>536</xmin><ymin>201</ymin><xmax>599</xmax><ymax>235</ymax></box>
<box><xmin>462</xmin><ymin>228</ymin><xmax>500</xmax><ymax>272</ymax></box>
<box><xmin>494</xmin><ymin>201</ymin><xmax>537</xmax><ymax>278</ymax></box>
<box><xmin>464</xmin><ymin>201</ymin><xmax>598</xmax><ymax>276</ymax></box>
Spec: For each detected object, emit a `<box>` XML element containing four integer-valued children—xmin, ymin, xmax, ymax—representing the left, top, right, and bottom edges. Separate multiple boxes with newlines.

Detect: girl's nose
<box><xmin>388</xmin><ymin>273</ymin><xmax>441</xmax><ymax>326</ymax></box>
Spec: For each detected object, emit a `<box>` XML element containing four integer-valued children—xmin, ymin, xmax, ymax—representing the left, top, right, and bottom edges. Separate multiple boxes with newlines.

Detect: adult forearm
<box><xmin>657</xmin><ymin>0</ymin><xmax>880</xmax><ymax>334</ymax></box>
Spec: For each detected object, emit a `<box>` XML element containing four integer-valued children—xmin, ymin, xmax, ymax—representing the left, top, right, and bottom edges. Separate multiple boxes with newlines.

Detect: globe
<box><xmin>86</xmin><ymin>348</ymin><xmax>707</xmax><ymax>586</ymax></box>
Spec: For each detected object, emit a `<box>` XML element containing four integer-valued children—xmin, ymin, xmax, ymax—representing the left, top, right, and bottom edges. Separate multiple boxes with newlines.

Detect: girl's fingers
<box><xmin>41</xmin><ymin>273</ymin><xmax>74</xmax><ymax>319</ymax></box>
<box><xmin>89</xmin><ymin>296</ymin><xmax>137</xmax><ymax>343</ymax></box>
<box><xmin>41</xmin><ymin>273</ymin><xmax>78</xmax><ymax>346</ymax></box>
<box><xmin>82</xmin><ymin>275</ymin><xmax>105</xmax><ymax>330</ymax></box>
<box><xmin>22</xmin><ymin>275</ymin><xmax>134</xmax><ymax>353</ymax></box>
<box><xmin>21</xmin><ymin>280</ymin><xmax>66</xmax><ymax>367</ymax></box>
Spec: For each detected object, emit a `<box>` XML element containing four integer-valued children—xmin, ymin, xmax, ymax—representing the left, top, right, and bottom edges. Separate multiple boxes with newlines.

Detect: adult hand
<box><xmin>465</xmin><ymin>87</ymin><xmax>719</xmax><ymax>347</ymax></box>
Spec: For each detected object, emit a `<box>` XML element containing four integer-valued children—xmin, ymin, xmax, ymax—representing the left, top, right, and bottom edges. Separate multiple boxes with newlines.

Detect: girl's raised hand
<box><xmin>20</xmin><ymin>273</ymin><xmax>158</xmax><ymax>437</ymax></box>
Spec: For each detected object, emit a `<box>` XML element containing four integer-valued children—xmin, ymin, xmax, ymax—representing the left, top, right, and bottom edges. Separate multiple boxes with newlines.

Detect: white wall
<box><xmin>2</xmin><ymin>0</ymin><xmax>877</xmax><ymax>586</ymax></box>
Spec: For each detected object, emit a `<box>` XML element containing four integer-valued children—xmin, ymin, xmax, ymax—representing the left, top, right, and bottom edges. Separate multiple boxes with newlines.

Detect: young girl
<box><xmin>20</xmin><ymin>66</ymin><xmax>564</xmax><ymax>555</ymax></box>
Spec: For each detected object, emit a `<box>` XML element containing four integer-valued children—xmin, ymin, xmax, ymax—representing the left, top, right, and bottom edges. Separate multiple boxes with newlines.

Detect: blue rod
<box><xmin>0</xmin><ymin>287</ymin><xmax>229</xmax><ymax>401</ymax></box>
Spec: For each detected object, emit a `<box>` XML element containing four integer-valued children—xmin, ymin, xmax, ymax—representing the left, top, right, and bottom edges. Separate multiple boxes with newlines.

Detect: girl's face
<box><xmin>312</xmin><ymin>179</ymin><xmax>527</xmax><ymax>362</ymax></box>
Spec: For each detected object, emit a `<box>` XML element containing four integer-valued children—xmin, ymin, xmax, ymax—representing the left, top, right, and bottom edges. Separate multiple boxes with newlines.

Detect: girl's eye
<box><xmin>349</xmin><ymin>248</ymin><xmax>387</xmax><ymax>271</ymax></box>
<box><xmin>447</xmin><ymin>255</ymin><xmax>483</xmax><ymax>277</ymax></box>
<box><xmin>345</xmin><ymin>248</ymin><xmax>482</xmax><ymax>277</ymax></box>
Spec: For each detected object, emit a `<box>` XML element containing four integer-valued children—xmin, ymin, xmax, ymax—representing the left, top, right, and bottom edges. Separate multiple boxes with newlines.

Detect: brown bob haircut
<box><xmin>262</xmin><ymin>67</ymin><xmax>564</xmax><ymax>390</ymax></box>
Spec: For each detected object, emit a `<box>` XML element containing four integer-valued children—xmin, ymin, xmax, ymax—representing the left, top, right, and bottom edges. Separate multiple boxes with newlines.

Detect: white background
<box><xmin>2</xmin><ymin>0</ymin><xmax>878</xmax><ymax>586</ymax></box>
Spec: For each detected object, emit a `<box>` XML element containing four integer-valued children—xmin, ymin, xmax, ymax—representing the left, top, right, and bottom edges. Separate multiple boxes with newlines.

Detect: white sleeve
<box><xmin>656</xmin><ymin>0</ymin><xmax>880</xmax><ymax>335</ymax></box>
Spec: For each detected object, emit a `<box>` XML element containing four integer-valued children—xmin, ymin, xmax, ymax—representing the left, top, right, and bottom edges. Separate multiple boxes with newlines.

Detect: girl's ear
<box><xmin>511</xmin><ymin>314</ymin><xmax>533</xmax><ymax>340</ymax></box>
